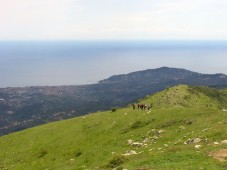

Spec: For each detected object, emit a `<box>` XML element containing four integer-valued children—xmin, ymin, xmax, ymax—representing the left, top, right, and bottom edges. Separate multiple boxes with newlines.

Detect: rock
<box><xmin>164</xmin><ymin>144</ymin><xmax>168</xmax><ymax>147</ymax></box>
<box><xmin>150</xmin><ymin>136</ymin><xmax>159</xmax><ymax>140</ymax></box>
<box><xmin>202</xmin><ymin>128</ymin><xmax>209</xmax><ymax>132</ymax></box>
<box><xmin>131</xmin><ymin>142</ymin><xmax>144</xmax><ymax>147</ymax></box>
<box><xmin>158</xmin><ymin>129</ymin><xmax>166</xmax><ymax>134</ymax></box>
<box><xmin>111</xmin><ymin>121</ymin><xmax>117</xmax><ymax>127</ymax></box>
<box><xmin>122</xmin><ymin>150</ymin><xmax>138</xmax><ymax>156</ymax></box>
<box><xmin>195</xmin><ymin>145</ymin><xmax>202</xmax><ymax>149</ymax></box>
<box><xmin>179</xmin><ymin>126</ymin><xmax>185</xmax><ymax>130</ymax></box>
<box><xmin>221</xmin><ymin>140</ymin><xmax>227</xmax><ymax>144</ymax></box>
<box><xmin>128</xmin><ymin>139</ymin><xmax>143</xmax><ymax>147</ymax></box>
<box><xmin>214</xmin><ymin>142</ymin><xmax>219</xmax><ymax>145</ymax></box>
<box><xmin>69</xmin><ymin>158</ymin><xmax>75</xmax><ymax>165</ymax></box>
<box><xmin>184</xmin><ymin>138</ymin><xmax>202</xmax><ymax>145</ymax></box>
<box><xmin>148</xmin><ymin>129</ymin><xmax>165</xmax><ymax>136</ymax></box>
<box><xmin>193</xmin><ymin>138</ymin><xmax>202</xmax><ymax>143</ymax></box>
<box><xmin>143</xmin><ymin>138</ymin><xmax>149</xmax><ymax>143</ymax></box>
<box><xmin>184</xmin><ymin>120</ymin><xmax>194</xmax><ymax>125</ymax></box>
<box><xmin>127</xmin><ymin>139</ymin><xmax>133</xmax><ymax>145</ymax></box>
<box><xmin>174</xmin><ymin>139</ymin><xmax>182</xmax><ymax>145</ymax></box>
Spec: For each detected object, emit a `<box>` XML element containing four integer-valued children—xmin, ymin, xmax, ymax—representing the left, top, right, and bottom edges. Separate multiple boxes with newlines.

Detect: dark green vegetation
<box><xmin>1</xmin><ymin>67</ymin><xmax>227</xmax><ymax>135</ymax></box>
<box><xmin>0</xmin><ymin>85</ymin><xmax>227</xmax><ymax>170</ymax></box>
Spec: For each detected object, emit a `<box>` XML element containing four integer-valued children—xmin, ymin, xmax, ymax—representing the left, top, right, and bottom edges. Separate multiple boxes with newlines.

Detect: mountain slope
<box><xmin>100</xmin><ymin>67</ymin><xmax>227</xmax><ymax>87</ymax></box>
<box><xmin>0</xmin><ymin>85</ymin><xmax>226</xmax><ymax>170</ymax></box>
<box><xmin>1</xmin><ymin>67</ymin><xmax>227</xmax><ymax>136</ymax></box>
<box><xmin>143</xmin><ymin>85</ymin><xmax>227</xmax><ymax>109</ymax></box>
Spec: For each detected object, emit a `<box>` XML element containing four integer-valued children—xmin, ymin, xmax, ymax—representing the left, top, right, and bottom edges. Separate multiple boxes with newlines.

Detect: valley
<box><xmin>1</xmin><ymin>67</ymin><xmax>227</xmax><ymax>136</ymax></box>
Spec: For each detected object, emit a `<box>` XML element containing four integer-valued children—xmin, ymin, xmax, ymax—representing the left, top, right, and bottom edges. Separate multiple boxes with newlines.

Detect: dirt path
<box><xmin>209</xmin><ymin>149</ymin><xmax>227</xmax><ymax>162</ymax></box>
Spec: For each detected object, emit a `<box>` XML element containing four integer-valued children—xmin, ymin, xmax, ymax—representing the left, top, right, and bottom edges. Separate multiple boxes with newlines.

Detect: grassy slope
<box><xmin>0</xmin><ymin>85</ymin><xmax>227</xmax><ymax>170</ymax></box>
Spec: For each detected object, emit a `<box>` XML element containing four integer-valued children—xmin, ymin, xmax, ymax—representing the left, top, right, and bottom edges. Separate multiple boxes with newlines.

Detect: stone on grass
<box><xmin>195</xmin><ymin>145</ymin><xmax>202</xmax><ymax>149</ymax></box>
<box><xmin>122</xmin><ymin>150</ymin><xmax>138</xmax><ymax>156</ymax></box>
<box><xmin>128</xmin><ymin>139</ymin><xmax>133</xmax><ymax>145</ymax></box>
<box><xmin>184</xmin><ymin>138</ymin><xmax>202</xmax><ymax>145</ymax></box>
<box><xmin>221</xmin><ymin>140</ymin><xmax>227</xmax><ymax>144</ymax></box>
<box><xmin>131</xmin><ymin>142</ymin><xmax>144</xmax><ymax>147</ymax></box>
<box><xmin>127</xmin><ymin>139</ymin><xmax>144</xmax><ymax>147</ymax></box>
<box><xmin>179</xmin><ymin>126</ymin><xmax>185</xmax><ymax>130</ymax></box>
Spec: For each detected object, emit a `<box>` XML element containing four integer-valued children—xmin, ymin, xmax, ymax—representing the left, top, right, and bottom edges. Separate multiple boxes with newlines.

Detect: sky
<box><xmin>0</xmin><ymin>0</ymin><xmax>227</xmax><ymax>40</ymax></box>
<box><xmin>0</xmin><ymin>1</ymin><xmax>227</xmax><ymax>87</ymax></box>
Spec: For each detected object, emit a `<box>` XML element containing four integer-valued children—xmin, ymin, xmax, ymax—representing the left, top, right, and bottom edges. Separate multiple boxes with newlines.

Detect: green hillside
<box><xmin>0</xmin><ymin>85</ymin><xmax>227</xmax><ymax>170</ymax></box>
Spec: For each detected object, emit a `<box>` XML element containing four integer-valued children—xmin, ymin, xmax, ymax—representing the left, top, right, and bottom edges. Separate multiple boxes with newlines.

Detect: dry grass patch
<box><xmin>209</xmin><ymin>149</ymin><xmax>227</xmax><ymax>162</ymax></box>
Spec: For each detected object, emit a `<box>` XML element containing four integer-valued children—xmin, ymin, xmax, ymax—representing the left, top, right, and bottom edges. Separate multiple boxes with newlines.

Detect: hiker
<box><xmin>132</xmin><ymin>103</ymin><xmax>136</xmax><ymax>110</ymax></box>
<box><xmin>148</xmin><ymin>103</ymin><xmax>153</xmax><ymax>110</ymax></box>
<box><xmin>140</xmin><ymin>104</ymin><xmax>144</xmax><ymax>110</ymax></box>
<box><xmin>137</xmin><ymin>104</ymin><xmax>141</xmax><ymax>109</ymax></box>
<box><xmin>144</xmin><ymin>104</ymin><xmax>147</xmax><ymax>110</ymax></box>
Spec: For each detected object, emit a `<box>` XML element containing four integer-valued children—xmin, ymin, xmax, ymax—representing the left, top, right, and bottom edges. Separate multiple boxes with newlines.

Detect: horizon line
<box><xmin>0</xmin><ymin>66</ymin><xmax>226</xmax><ymax>89</ymax></box>
<box><xmin>1</xmin><ymin>39</ymin><xmax>227</xmax><ymax>42</ymax></box>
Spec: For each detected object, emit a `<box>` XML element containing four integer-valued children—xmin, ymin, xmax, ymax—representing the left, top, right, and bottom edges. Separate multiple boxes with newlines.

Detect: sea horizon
<box><xmin>1</xmin><ymin>40</ymin><xmax>227</xmax><ymax>88</ymax></box>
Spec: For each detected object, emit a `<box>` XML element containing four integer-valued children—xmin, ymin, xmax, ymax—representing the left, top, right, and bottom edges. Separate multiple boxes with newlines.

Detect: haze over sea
<box><xmin>0</xmin><ymin>40</ymin><xmax>227</xmax><ymax>88</ymax></box>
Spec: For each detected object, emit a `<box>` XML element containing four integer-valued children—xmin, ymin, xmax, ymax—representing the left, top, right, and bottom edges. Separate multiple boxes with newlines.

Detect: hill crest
<box><xmin>99</xmin><ymin>67</ymin><xmax>227</xmax><ymax>84</ymax></box>
<box><xmin>139</xmin><ymin>85</ymin><xmax>227</xmax><ymax>109</ymax></box>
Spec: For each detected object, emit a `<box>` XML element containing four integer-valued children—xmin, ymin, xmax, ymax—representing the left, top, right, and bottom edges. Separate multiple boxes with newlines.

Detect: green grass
<box><xmin>0</xmin><ymin>85</ymin><xmax>227</xmax><ymax>170</ymax></box>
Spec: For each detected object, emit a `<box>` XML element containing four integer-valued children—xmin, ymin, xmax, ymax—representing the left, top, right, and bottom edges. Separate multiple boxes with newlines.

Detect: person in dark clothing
<box><xmin>132</xmin><ymin>103</ymin><xmax>136</xmax><ymax>110</ymax></box>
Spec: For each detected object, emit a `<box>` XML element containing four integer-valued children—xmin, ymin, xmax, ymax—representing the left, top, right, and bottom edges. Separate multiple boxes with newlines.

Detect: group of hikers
<box><xmin>132</xmin><ymin>103</ymin><xmax>152</xmax><ymax>110</ymax></box>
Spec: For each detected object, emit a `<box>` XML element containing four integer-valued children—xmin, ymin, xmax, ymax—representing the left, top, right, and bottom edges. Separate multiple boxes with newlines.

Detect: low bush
<box><xmin>107</xmin><ymin>156</ymin><xmax>125</xmax><ymax>168</ymax></box>
<box><xmin>74</xmin><ymin>150</ymin><xmax>82</xmax><ymax>157</ymax></box>
<box><xmin>111</xmin><ymin>107</ymin><xmax>117</xmax><ymax>112</ymax></box>
<box><xmin>37</xmin><ymin>149</ymin><xmax>48</xmax><ymax>158</ymax></box>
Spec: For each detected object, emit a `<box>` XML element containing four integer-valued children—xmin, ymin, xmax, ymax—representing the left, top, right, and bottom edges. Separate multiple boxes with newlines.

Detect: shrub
<box><xmin>107</xmin><ymin>156</ymin><xmax>125</xmax><ymax>168</ymax></box>
<box><xmin>157</xmin><ymin>119</ymin><xmax>183</xmax><ymax>128</ymax></box>
<box><xmin>37</xmin><ymin>149</ymin><xmax>48</xmax><ymax>158</ymax></box>
<box><xmin>111</xmin><ymin>107</ymin><xmax>117</xmax><ymax>112</ymax></box>
<box><xmin>184</xmin><ymin>120</ymin><xmax>194</xmax><ymax>125</ymax></box>
<box><xmin>130</xmin><ymin>121</ymin><xmax>144</xmax><ymax>129</ymax></box>
<box><xmin>121</xmin><ymin>120</ymin><xmax>154</xmax><ymax>134</ymax></box>
<box><xmin>74</xmin><ymin>150</ymin><xmax>82</xmax><ymax>157</ymax></box>
<box><xmin>184</xmin><ymin>95</ymin><xmax>191</xmax><ymax>100</ymax></box>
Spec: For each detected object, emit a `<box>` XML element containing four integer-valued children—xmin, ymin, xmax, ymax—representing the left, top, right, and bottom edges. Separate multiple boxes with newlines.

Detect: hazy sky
<box><xmin>1</xmin><ymin>0</ymin><xmax>227</xmax><ymax>40</ymax></box>
<box><xmin>1</xmin><ymin>1</ymin><xmax>227</xmax><ymax>87</ymax></box>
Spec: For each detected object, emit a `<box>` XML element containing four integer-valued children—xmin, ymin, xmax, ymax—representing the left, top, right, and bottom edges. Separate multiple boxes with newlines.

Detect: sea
<box><xmin>0</xmin><ymin>40</ymin><xmax>227</xmax><ymax>88</ymax></box>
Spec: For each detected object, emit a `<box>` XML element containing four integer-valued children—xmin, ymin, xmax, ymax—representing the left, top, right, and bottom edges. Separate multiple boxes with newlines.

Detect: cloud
<box><xmin>0</xmin><ymin>0</ymin><xmax>227</xmax><ymax>40</ymax></box>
